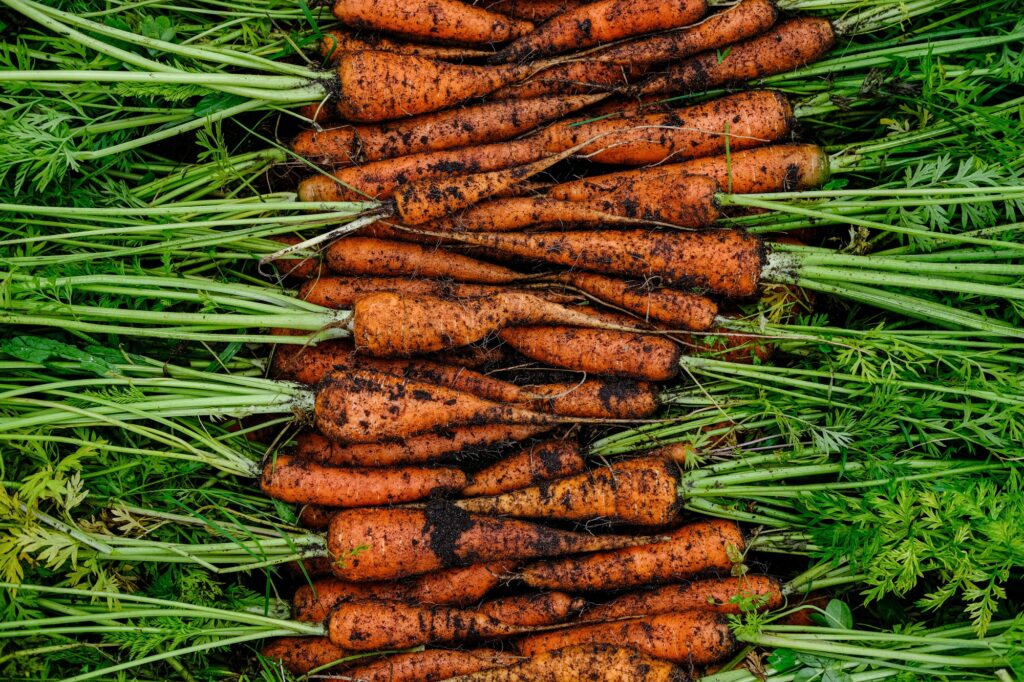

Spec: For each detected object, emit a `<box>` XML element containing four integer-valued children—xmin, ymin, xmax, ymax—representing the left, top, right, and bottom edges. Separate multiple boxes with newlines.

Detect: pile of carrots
<box><xmin>248</xmin><ymin>0</ymin><xmax>849</xmax><ymax>678</ymax></box>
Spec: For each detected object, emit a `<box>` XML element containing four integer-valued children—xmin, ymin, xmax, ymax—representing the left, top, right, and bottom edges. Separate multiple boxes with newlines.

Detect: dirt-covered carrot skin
<box><xmin>332</xmin><ymin>0</ymin><xmax>534</xmax><ymax>45</ymax></box>
<box><xmin>320</xmin><ymin>28</ymin><xmax>492</xmax><ymax>62</ymax></box>
<box><xmin>268</xmin><ymin>235</ymin><xmax>321</xmax><ymax>279</ymax></box>
<box><xmin>323</xmin><ymin>236</ymin><xmax>526</xmax><ymax>283</ymax></box>
<box><xmin>584</xmin><ymin>575</ymin><xmax>784</xmax><ymax>621</ymax></box>
<box><xmin>493</xmin><ymin>0</ymin><xmax>708</xmax><ymax>62</ymax></box>
<box><xmin>429</xmin><ymin>196</ymin><xmax>633</xmax><ymax>232</ymax></box>
<box><xmin>286</xmin><ymin>555</ymin><xmax>336</xmax><ymax>580</ymax></box>
<box><xmin>292</xmin><ymin>94</ymin><xmax>605</xmax><ymax>166</ymax></box>
<box><xmin>457</xmin><ymin>456</ymin><xmax>681</xmax><ymax>525</ymax></box>
<box><xmin>521</xmin><ymin>518</ymin><xmax>745</xmax><ymax>591</ymax></box>
<box><xmin>636</xmin><ymin>17</ymin><xmax>838</xmax><ymax>97</ymax></box>
<box><xmin>490</xmin><ymin>61</ymin><xmax>646</xmax><ymax>99</ymax></box>
<box><xmin>499</xmin><ymin>326</ymin><xmax>681</xmax><ymax>381</ymax></box>
<box><xmin>479</xmin><ymin>591</ymin><xmax>586</xmax><ymax>626</ymax></box>
<box><xmin>591</xmin><ymin>0</ymin><xmax>777</xmax><ymax>66</ymax></box>
<box><xmin>540</xmin><ymin>90</ymin><xmax>794</xmax><ymax>165</ymax></box>
<box><xmin>296</xmin><ymin>277</ymin><xmax>520</xmax><ymax>314</ymax></box>
<box><xmin>298</xmin><ymin>504</ymin><xmax>337</xmax><ymax>530</ymax></box>
<box><xmin>483</xmin><ymin>0</ymin><xmax>592</xmax><ymax>22</ymax></box>
<box><xmin>464</xmin><ymin>439</ymin><xmax>586</xmax><ymax>496</ymax></box>
<box><xmin>339</xmin><ymin>648</ymin><xmax>524</xmax><ymax>682</ymax></box>
<box><xmin>260</xmin><ymin>636</ymin><xmax>351</xmax><ymax>675</ymax></box>
<box><xmin>326</xmin><ymin>503</ymin><xmax>667</xmax><ymax>581</ymax></box>
<box><xmin>526</xmin><ymin>378</ymin><xmax>660</xmax><ymax>419</ymax></box>
<box><xmin>447</xmin><ymin>643</ymin><xmax>688</xmax><ymax>681</ymax></box>
<box><xmin>293</xmin><ymin>425</ymin><xmax>549</xmax><ymax>467</ymax></box>
<box><xmin>517</xmin><ymin>610</ymin><xmax>736</xmax><ymax>664</ymax></box>
<box><xmin>260</xmin><ymin>454</ymin><xmax>467</xmax><ymax>506</ymax></box>
<box><xmin>299</xmin><ymin>138</ymin><xmax>545</xmax><ymax>201</ymax></box>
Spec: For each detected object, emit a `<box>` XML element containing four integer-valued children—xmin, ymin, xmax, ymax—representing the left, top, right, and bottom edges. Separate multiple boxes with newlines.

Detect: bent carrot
<box><xmin>260</xmin><ymin>636</ymin><xmax>351</xmax><ymax>675</ymax></box>
<box><xmin>340</xmin><ymin>648</ymin><xmax>523</xmax><ymax>682</ymax></box>
<box><xmin>492</xmin><ymin>0</ymin><xmax>708</xmax><ymax>62</ymax></box>
<box><xmin>326</xmin><ymin>503</ymin><xmax>667</xmax><ymax>581</ymax></box>
<box><xmin>584</xmin><ymin>575</ymin><xmax>784</xmax><ymax>621</ymax></box>
<box><xmin>457</xmin><ymin>456</ymin><xmax>680</xmax><ymax>526</ymax></box>
<box><xmin>520</xmin><ymin>518</ymin><xmax>745</xmax><ymax>590</ymax></box>
<box><xmin>517</xmin><ymin>610</ymin><xmax>735</xmax><ymax>664</ymax></box>
<box><xmin>636</xmin><ymin>17</ymin><xmax>837</xmax><ymax>96</ymax></box>
<box><xmin>333</xmin><ymin>0</ymin><xmax>535</xmax><ymax>45</ymax></box>
<box><xmin>479</xmin><ymin>591</ymin><xmax>585</xmax><ymax>626</ymax></box>
<box><xmin>260</xmin><ymin>454</ymin><xmax>467</xmax><ymax>506</ymax></box>
<box><xmin>483</xmin><ymin>0</ymin><xmax>592</xmax><ymax>22</ymax></box>
<box><xmin>319</xmin><ymin>28</ymin><xmax>491</xmax><ymax>61</ymax></box>
<box><xmin>464</xmin><ymin>439</ymin><xmax>586</xmax><ymax>496</ymax></box>
<box><xmin>324</xmin><ymin>237</ymin><xmax>526</xmax><ymax>283</ymax></box>
<box><xmin>490</xmin><ymin>61</ymin><xmax>645</xmax><ymax>100</ymax></box>
<box><xmin>445</xmin><ymin>644</ymin><xmax>686</xmax><ymax>681</ymax></box>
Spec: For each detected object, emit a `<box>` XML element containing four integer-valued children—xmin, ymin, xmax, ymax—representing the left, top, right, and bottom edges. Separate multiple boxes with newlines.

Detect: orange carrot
<box><xmin>489</xmin><ymin>61</ymin><xmax>645</xmax><ymax>100</ymax></box>
<box><xmin>260</xmin><ymin>636</ymin><xmax>351</xmax><ymax>675</ymax></box>
<box><xmin>297</xmin><ymin>276</ymin><xmax>540</xmax><ymax>310</ymax></box>
<box><xmin>267</xmin><ymin>235</ymin><xmax>321</xmax><ymax>279</ymax></box>
<box><xmin>323</xmin><ymin>237</ymin><xmax>526</xmax><ymax>283</ymax></box>
<box><xmin>520</xmin><ymin>518</ymin><xmax>744</xmax><ymax>590</ymax></box>
<box><xmin>464</xmin><ymin>439</ymin><xmax>586</xmax><ymax>496</ymax></box>
<box><xmin>479</xmin><ymin>591</ymin><xmax>585</xmax><ymax>626</ymax></box>
<box><xmin>445</xmin><ymin>644</ymin><xmax>686</xmax><ymax>681</ymax></box>
<box><xmin>525</xmin><ymin>378</ymin><xmax>660</xmax><ymax>419</ymax></box>
<box><xmin>427</xmin><ymin>196</ymin><xmax>638</xmax><ymax>232</ymax></box>
<box><xmin>326</xmin><ymin>503</ymin><xmax>667</xmax><ymax>581</ymax></box>
<box><xmin>457</xmin><ymin>456</ymin><xmax>680</xmax><ymax>525</ymax></box>
<box><xmin>340</xmin><ymin>648</ymin><xmax>524</xmax><ymax>682</ymax></box>
<box><xmin>260</xmin><ymin>454</ymin><xmax>467</xmax><ymax>506</ymax></box>
<box><xmin>319</xmin><ymin>28</ymin><xmax>492</xmax><ymax>61</ymax></box>
<box><xmin>298</xmin><ymin>504</ymin><xmax>337</xmax><ymax>530</ymax></box>
<box><xmin>298</xmin><ymin>138</ymin><xmax>545</xmax><ymax>201</ymax></box>
<box><xmin>590</xmin><ymin>0</ymin><xmax>778</xmax><ymax>66</ymax></box>
<box><xmin>293</xmin><ymin>425</ymin><xmax>549</xmax><ymax>467</ymax></box>
<box><xmin>332</xmin><ymin>0</ymin><xmax>535</xmax><ymax>45</ymax></box>
<box><xmin>292</xmin><ymin>94</ymin><xmax>605</xmax><ymax>167</ymax></box>
<box><xmin>482</xmin><ymin>0</ymin><xmax>592</xmax><ymax>22</ymax></box>
<box><xmin>636</xmin><ymin>18</ymin><xmax>837</xmax><ymax>97</ymax></box>
<box><xmin>492</xmin><ymin>0</ymin><xmax>708</xmax><ymax>62</ymax></box>
<box><xmin>286</xmin><ymin>555</ymin><xmax>336</xmax><ymax>580</ymax></box>
<box><xmin>517</xmin><ymin>610</ymin><xmax>735</xmax><ymax>664</ymax></box>
<box><xmin>584</xmin><ymin>575</ymin><xmax>784</xmax><ymax>621</ymax></box>
<box><xmin>499</xmin><ymin>326</ymin><xmax>680</xmax><ymax>381</ymax></box>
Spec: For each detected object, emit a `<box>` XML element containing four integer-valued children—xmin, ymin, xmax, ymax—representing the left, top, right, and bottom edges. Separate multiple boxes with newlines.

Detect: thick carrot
<box><xmin>333</xmin><ymin>0</ymin><xmax>535</xmax><ymax>45</ymax></box>
<box><xmin>340</xmin><ymin>648</ymin><xmax>524</xmax><ymax>682</ymax></box>
<box><xmin>457</xmin><ymin>456</ymin><xmax>680</xmax><ymax>525</ymax></box>
<box><xmin>464</xmin><ymin>439</ymin><xmax>586</xmax><ymax>496</ymax></box>
<box><xmin>323</xmin><ymin>237</ymin><xmax>526</xmax><ymax>283</ymax></box>
<box><xmin>260</xmin><ymin>454</ymin><xmax>467</xmax><ymax>506</ymax></box>
<box><xmin>555</xmin><ymin>271</ymin><xmax>718</xmax><ymax>330</ymax></box>
<box><xmin>590</xmin><ymin>0</ymin><xmax>777</xmax><ymax>66</ymax></box>
<box><xmin>482</xmin><ymin>0</ymin><xmax>592</xmax><ymax>22</ymax></box>
<box><xmin>326</xmin><ymin>503</ymin><xmax>667</xmax><ymax>581</ymax></box>
<box><xmin>445</xmin><ymin>229</ymin><xmax>765</xmax><ymax>297</ymax></box>
<box><xmin>539</xmin><ymin>90</ymin><xmax>793</xmax><ymax>165</ymax></box>
<box><xmin>480</xmin><ymin>591</ymin><xmax>585</xmax><ymax>626</ymax></box>
<box><xmin>520</xmin><ymin>518</ymin><xmax>745</xmax><ymax>590</ymax></box>
<box><xmin>499</xmin><ymin>326</ymin><xmax>680</xmax><ymax>381</ymax></box>
<box><xmin>517</xmin><ymin>610</ymin><xmax>735</xmax><ymax>664</ymax></box>
<box><xmin>298</xmin><ymin>138</ymin><xmax>545</xmax><ymax>201</ymax></box>
<box><xmin>492</xmin><ymin>0</ymin><xmax>708</xmax><ymax>62</ymax></box>
<box><xmin>319</xmin><ymin>28</ymin><xmax>491</xmax><ymax>61</ymax></box>
<box><xmin>293</xmin><ymin>425</ymin><xmax>549</xmax><ymax>467</ymax></box>
<box><xmin>636</xmin><ymin>18</ymin><xmax>837</xmax><ymax>97</ymax></box>
<box><xmin>291</xmin><ymin>94</ymin><xmax>605</xmax><ymax>166</ymax></box>
<box><xmin>585</xmin><ymin>575</ymin><xmax>783</xmax><ymax>621</ymax></box>
<box><xmin>260</xmin><ymin>636</ymin><xmax>351</xmax><ymax>675</ymax></box>
<box><xmin>490</xmin><ymin>61</ymin><xmax>645</xmax><ymax>99</ymax></box>
<box><xmin>444</xmin><ymin>644</ymin><xmax>687</xmax><ymax>681</ymax></box>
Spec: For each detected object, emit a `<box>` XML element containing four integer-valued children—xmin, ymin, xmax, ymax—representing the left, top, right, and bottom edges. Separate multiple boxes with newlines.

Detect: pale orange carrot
<box><xmin>584</xmin><ymin>575</ymin><xmax>784</xmax><ymax>621</ymax></box>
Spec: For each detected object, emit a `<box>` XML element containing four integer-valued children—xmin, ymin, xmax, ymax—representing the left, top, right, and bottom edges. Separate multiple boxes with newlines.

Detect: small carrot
<box><xmin>520</xmin><ymin>518</ymin><xmax>744</xmax><ymax>591</ymax></box>
<box><xmin>499</xmin><ymin>326</ymin><xmax>681</xmax><ymax>381</ymax></box>
<box><xmin>483</xmin><ymin>0</ymin><xmax>592</xmax><ymax>22</ymax></box>
<box><xmin>517</xmin><ymin>610</ymin><xmax>736</xmax><ymax>665</ymax></box>
<box><xmin>635</xmin><ymin>17</ymin><xmax>837</xmax><ymax>97</ymax></box>
<box><xmin>260</xmin><ymin>454</ymin><xmax>467</xmax><ymax>506</ymax></box>
<box><xmin>457</xmin><ymin>456</ymin><xmax>681</xmax><ymax>526</ymax></box>
<box><xmin>319</xmin><ymin>28</ymin><xmax>491</xmax><ymax>62</ymax></box>
<box><xmin>492</xmin><ymin>0</ymin><xmax>708</xmax><ymax>62</ymax></box>
<box><xmin>298</xmin><ymin>276</ymin><xmax>570</xmax><ymax>311</ymax></box>
<box><xmin>260</xmin><ymin>636</ymin><xmax>351</xmax><ymax>675</ymax></box>
<box><xmin>464</xmin><ymin>439</ymin><xmax>586</xmax><ymax>496</ymax></box>
<box><xmin>268</xmin><ymin>235</ymin><xmax>321</xmax><ymax>279</ymax></box>
<box><xmin>286</xmin><ymin>555</ymin><xmax>336</xmax><ymax>580</ymax></box>
<box><xmin>444</xmin><ymin>644</ymin><xmax>686</xmax><ymax>681</ymax></box>
<box><xmin>332</xmin><ymin>0</ymin><xmax>535</xmax><ymax>46</ymax></box>
<box><xmin>339</xmin><ymin>648</ymin><xmax>524</xmax><ymax>682</ymax></box>
<box><xmin>323</xmin><ymin>237</ymin><xmax>526</xmax><ymax>283</ymax></box>
<box><xmin>326</xmin><ymin>503</ymin><xmax>667</xmax><ymax>581</ymax></box>
<box><xmin>490</xmin><ymin>61</ymin><xmax>645</xmax><ymax>99</ymax></box>
<box><xmin>480</xmin><ymin>591</ymin><xmax>585</xmax><ymax>626</ymax></box>
<box><xmin>525</xmin><ymin>378</ymin><xmax>660</xmax><ymax>419</ymax></box>
<box><xmin>298</xmin><ymin>504</ymin><xmax>336</xmax><ymax>530</ymax></box>
<box><xmin>427</xmin><ymin>196</ymin><xmax>638</xmax><ymax>232</ymax></box>
<box><xmin>584</xmin><ymin>575</ymin><xmax>784</xmax><ymax>621</ymax></box>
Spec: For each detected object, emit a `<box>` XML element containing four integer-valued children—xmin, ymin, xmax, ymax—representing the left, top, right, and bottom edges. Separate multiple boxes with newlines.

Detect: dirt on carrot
<box><xmin>479</xmin><ymin>591</ymin><xmax>586</xmax><ymax>626</ymax></box>
<box><xmin>260</xmin><ymin>636</ymin><xmax>352</xmax><ymax>675</ymax></box>
<box><xmin>323</xmin><ymin>236</ymin><xmax>527</xmax><ymax>283</ymax></box>
<box><xmin>319</xmin><ymin>28</ymin><xmax>492</xmax><ymax>62</ymax></box>
<box><xmin>443</xmin><ymin>644</ymin><xmax>688</xmax><ymax>681</ymax></box>
<box><xmin>332</xmin><ymin>0</ymin><xmax>535</xmax><ymax>45</ymax></box>
<box><xmin>339</xmin><ymin>648</ymin><xmax>524</xmax><ymax>682</ymax></box>
<box><xmin>584</xmin><ymin>575</ymin><xmax>784</xmax><ymax>621</ymax></box>
<box><xmin>463</xmin><ymin>439</ymin><xmax>587</xmax><ymax>496</ymax></box>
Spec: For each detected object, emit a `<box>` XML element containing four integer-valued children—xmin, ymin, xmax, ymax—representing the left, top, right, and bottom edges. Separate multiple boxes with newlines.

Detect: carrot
<box><xmin>539</xmin><ymin>90</ymin><xmax>793</xmax><ymax>165</ymax></box>
<box><xmin>456</xmin><ymin>456</ymin><xmax>680</xmax><ymax>526</ymax></box>
<box><xmin>319</xmin><ymin>28</ymin><xmax>492</xmax><ymax>62</ymax></box>
<box><xmin>340</xmin><ymin>648</ymin><xmax>524</xmax><ymax>682</ymax></box>
<box><xmin>286</xmin><ymin>555</ymin><xmax>336</xmax><ymax>580</ymax></box>
<box><xmin>590</xmin><ymin>0</ymin><xmax>777</xmax><ymax>66</ymax></box>
<box><xmin>444</xmin><ymin>229</ymin><xmax>765</xmax><ymax>298</ymax></box>
<box><xmin>525</xmin><ymin>378</ymin><xmax>660</xmax><ymax>419</ymax></box>
<box><xmin>326</xmin><ymin>503</ymin><xmax>667</xmax><ymax>581</ymax></box>
<box><xmin>260</xmin><ymin>636</ymin><xmax>351</xmax><ymax>675</ymax></box>
<box><xmin>323</xmin><ymin>237</ymin><xmax>526</xmax><ymax>283</ymax></box>
<box><xmin>298</xmin><ymin>138</ymin><xmax>545</xmax><ymax>201</ymax></box>
<box><xmin>297</xmin><ymin>276</ymin><xmax>552</xmax><ymax>310</ymax></box>
<box><xmin>351</xmin><ymin>291</ymin><xmax>636</xmax><ymax>356</ymax></box>
<box><xmin>490</xmin><ymin>61</ymin><xmax>645</xmax><ymax>100</ymax></box>
<box><xmin>260</xmin><ymin>454</ymin><xmax>467</xmax><ymax>506</ymax></box>
<box><xmin>293</xmin><ymin>425</ymin><xmax>549</xmax><ymax>467</ymax></box>
<box><xmin>332</xmin><ymin>0</ymin><xmax>535</xmax><ymax>45</ymax></box>
<box><xmin>480</xmin><ymin>591</ymin><xmax>586</xmax><ymax>626</ymax></box>
<box><xmin>298</xmin><ymin>504</ymin><xmax>336</xmax><ymax>530</ymax></box>
<box><xmin>291</xmin><ymin>94</ymin><xmax>605</xmax><ymax>167</ymax></box>
<box><xmin>517</xmin><ymin>610</ymin><xmax>735</xmax><ymax>664</ymax></box>
<box><xmin>427</xmin><ymin>196</ymin><xmax>639</xmax><ymax>232</ymax></box>
<box><xmin>464</xmin><ymin>439</ymin><xmax>585</xmax><ymax>496</ymax></box>
<box><xmin>635</xmin><ymin>18</ymin><xmax>837</xmax><ymax>97</ymax></box>
<box><xmin>292</xmin><ymin>562</ymin><xmax>514</xmax><ymax>621</ymax></box>
<box><xmin>482</xmin><ymin>0</ymin><xmax>592</xmax><ymax>22</ymax></box>
<box><xmin>499</xmin><ymin>326</ymin><xmax>680</xmax><ymax>381</ymax></box>
<box><xmin>520</xmin><ymin>518</ymin><xmax>744</xmax><ymax>590</ymax></box>
<box><xmin>268</xmin><ymin>235</ymin><xmax>321</xmax><ymax>279</ymax></box>
<box><xmin>554</xmin><ymin>271</ymin><xmax>718</xmax><ymax>331</ymax></box>
<box><xmin>444</xmin><ymin>644</ymin><xmax>687</xmax><ymax>681</ymax></box>
<box><xmin>492</xmin><ymin>0</ymin><xmax>708</xmax><ymax>62</ymax></box>
<box><xmin>584</xmin><ymin>575</ymin><xmax>784</xmax><ymax>621</ymax></box>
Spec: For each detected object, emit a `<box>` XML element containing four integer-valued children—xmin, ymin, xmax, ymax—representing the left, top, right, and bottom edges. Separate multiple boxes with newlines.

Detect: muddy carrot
<box><xmin>480</xmin><ymin>591</ymin><xmax>586</xmax><ymax>626</ymax></box>
<box><xmin>584</xmin><ymin>575</ymin><xmax>784</xmax><ymax>621</ymax></box>
<box><xmin>464</xmin><ymin>439</ymin><xmax>586</xmax><ymax>496</ymax></box>
<box><xmin>445</xmin><ymin>644</ymin><xmax>686</xmax><ymax>681</ymax></box>
<box><xmin>333</xmin><ymin>0</ymin><xmax>535</xmax><ymax>45</ymax></box>
<box><xmin>483</xmin><ymin>0</ymin><xmax>592</xmax><ymax>22</ymax></box>
<box><xmin>428</xmin><ymin>196</ymin><xmax>638</xmax><ymax>232</ymax></box>
<box><xmin>319</xmin><ymin>28</ymin><xmax>492</xmax><ymax>62</ymax></box>
<box><xmin>326</xmin><ymin>503</ymin><xmax>667</xmax><ymax>581</ymax></box>
<box><xmin>286</xmin><ymin>555</ymin><xmax>336</xmax><ymax>580</ymax></box>
<box><xmin>490</xmin><ymin>61</ymin><xmax>645</xmax><ymax>99</ymax></box>
<box><xmin>323</xmin><ymin>237</ymin><xmax>526</xmax><ymax>283</ymax></box>
<box><xmin>492</xmin><ymin>0</ymin><xmax>708</xmax><ymax>62</ymax></box>
<box><xmin>298</xmin><ymin>504</ymin><xmax>337</xmax><ymax>530</ymax></box>
<box><xmin>340</xmin><ymin>648</ymin><xmax>524</xmax><ymax>682</ymax></box>
<box><xmin>635</xmin><ymin>17</ymin><xmax>837</xmax><ymax>96</ymax></box>
<box><xmin>268</xmin><ymin>235</ymin><xmax>321</xmax><ymax>279</ymax></box>
<box><xmin>457</xmin><ymin>456</ymin><xmax>681</xmax><ymax>525</ymax></box>
<box><xmin>296</xmin><ymin>277</ymin><xmax>517</xmax><ymax>313</ymax></box>
<box><xmin>526</xmin><ymin>378</ymin><xmax>660</xmax><ymax>419</ymax></box>
<box><xmin>520</xmin><ymin>518</ymin><xmax>744</xmax><ymax>591</ymax></box>
<box><xmin>260</xmin><ymin>636</ymin><xmax>351</xmax><ymax>675</ymax></box>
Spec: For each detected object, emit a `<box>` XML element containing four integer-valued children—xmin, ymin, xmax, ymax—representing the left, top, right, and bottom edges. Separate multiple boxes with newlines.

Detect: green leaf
<box><xmin>793</xmin><ymin>668</ymin><xmax>822</xmax><ymax>682</ymax></box>
<box><xmin>768</xmin><ymin>648</ymin><xmax>798</xmax><ymax>671</ymax></box>
<box><xmin>824</xmin><ymin>600</ymin><xmax>854</xmax><ymax>629</ymax></box>
<box><xmin>194</xmin><ymin>92</ymin><xmax>248</xmax><ymax>117</ymax></box>
<box><xmin>0</xmin><ymin>336</ymin><xmax>120</xmax><ymax>376</ymax></box>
